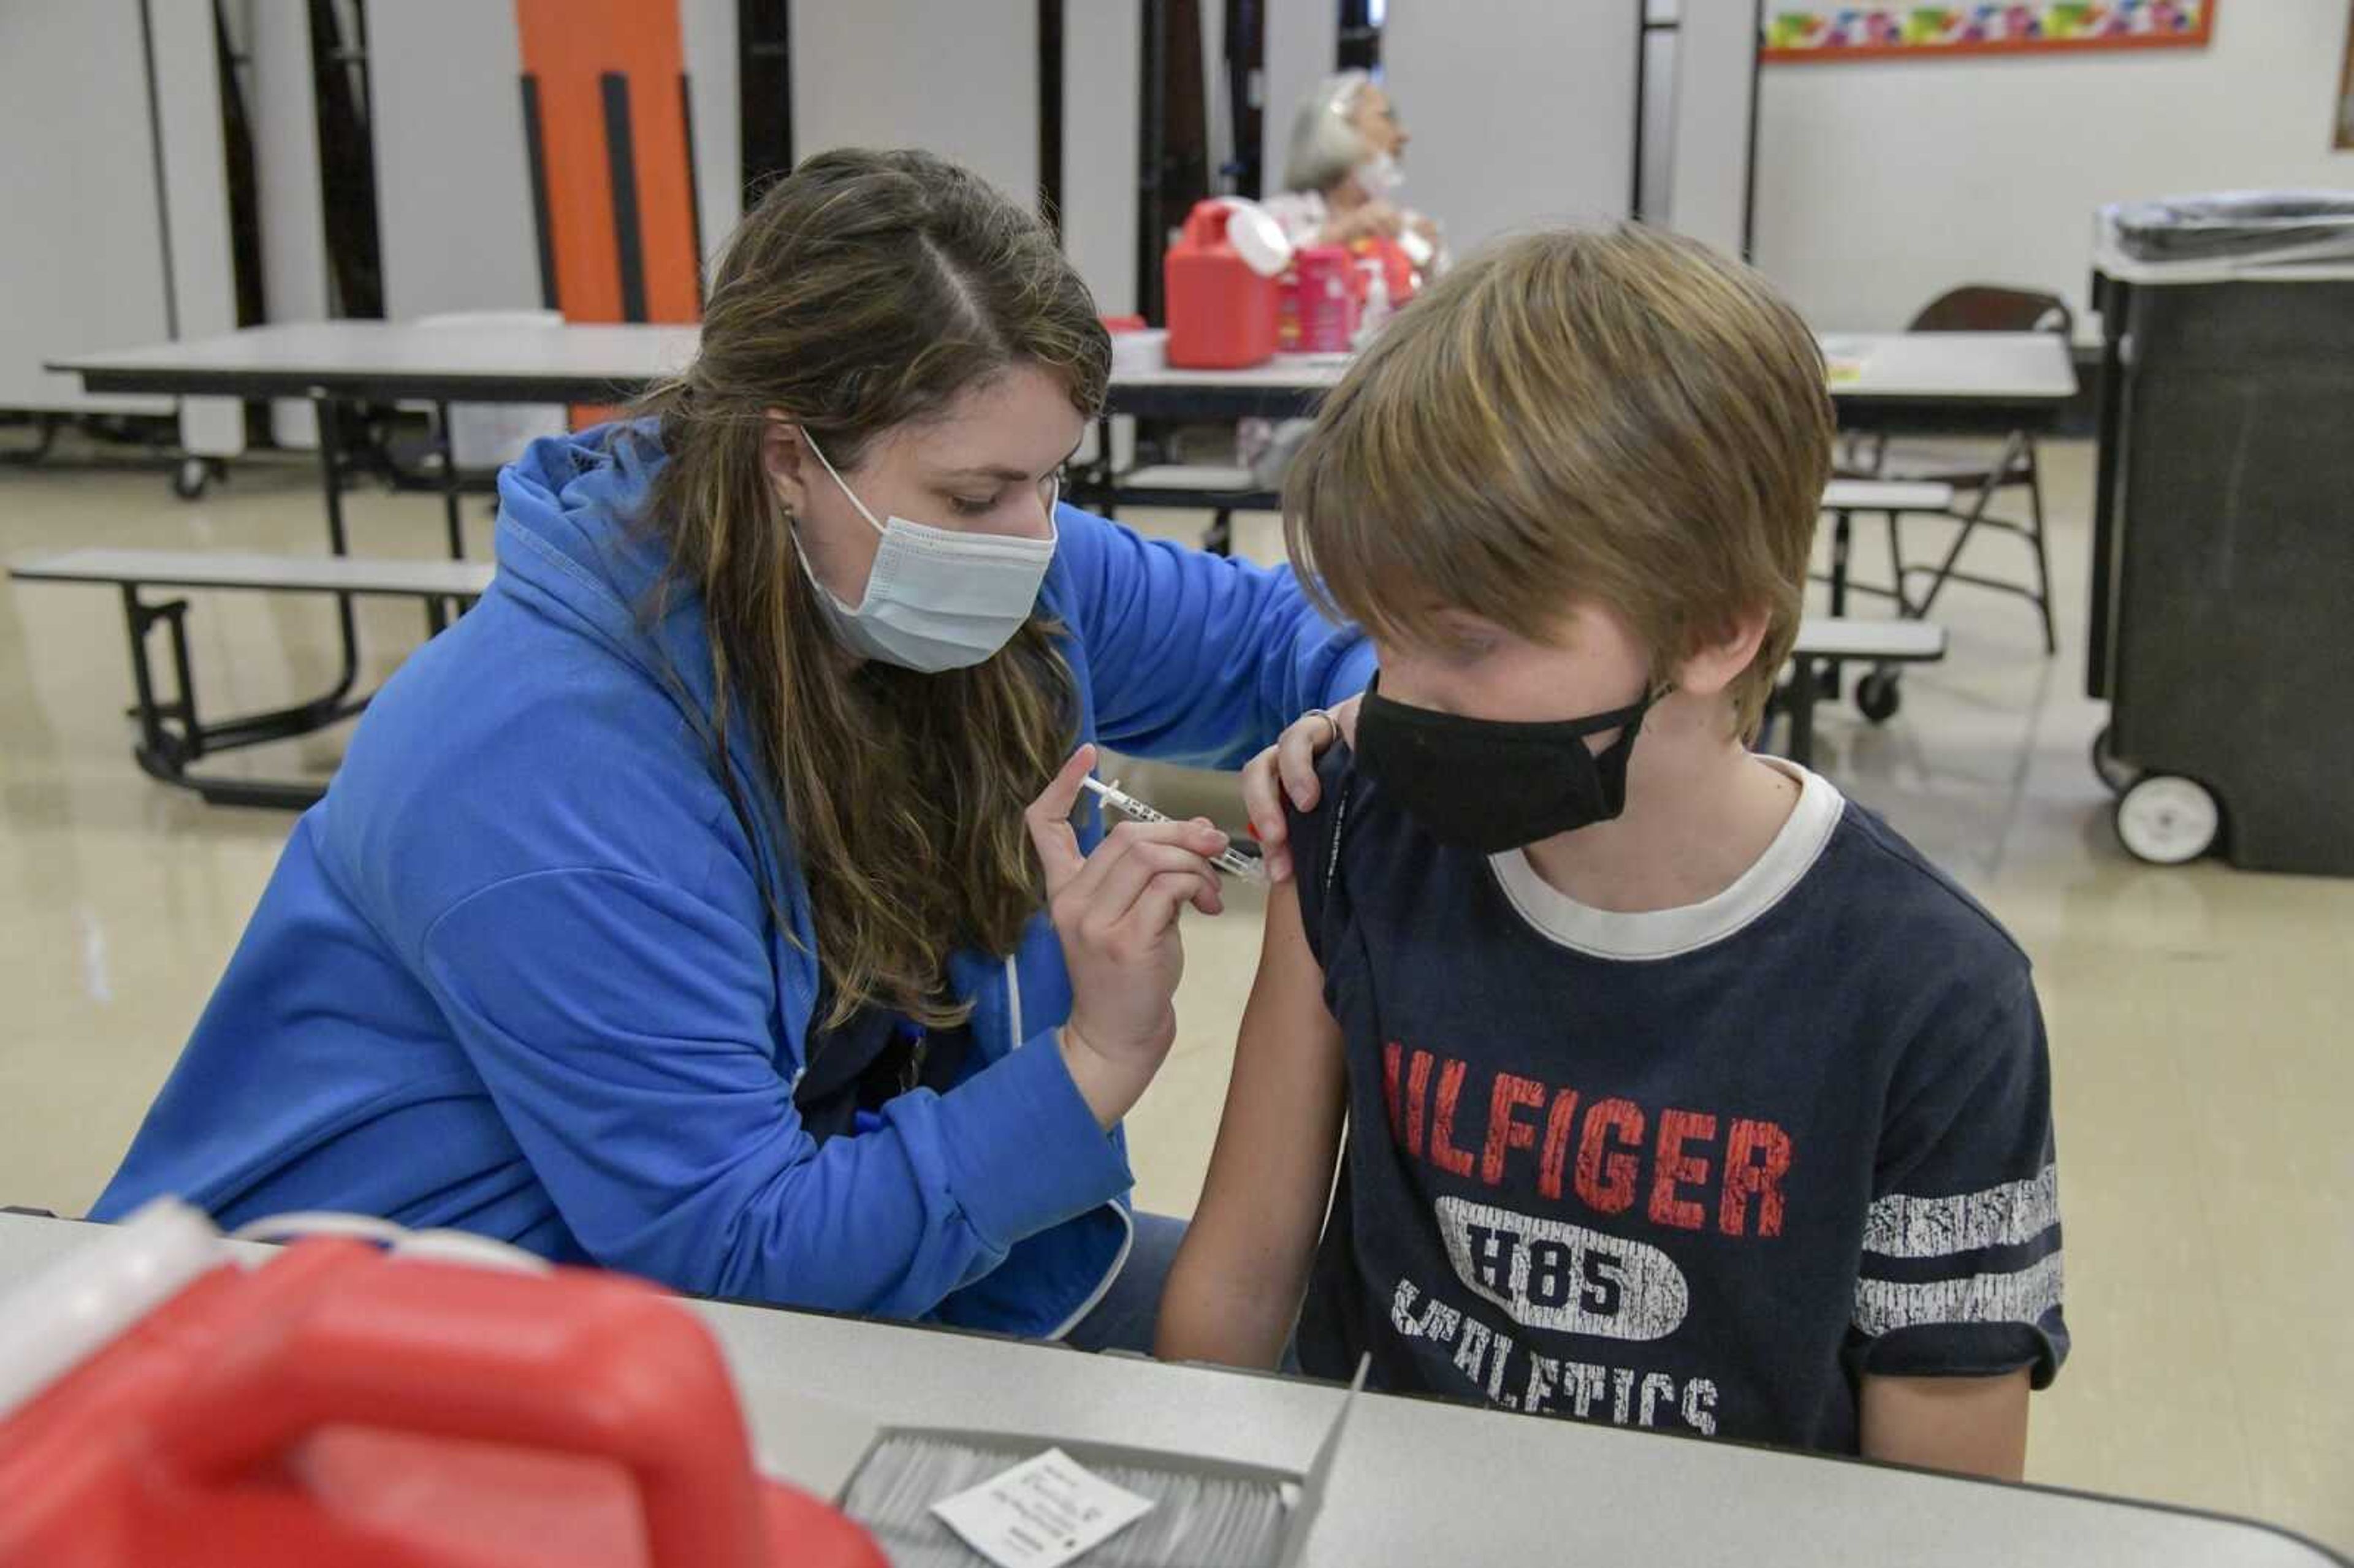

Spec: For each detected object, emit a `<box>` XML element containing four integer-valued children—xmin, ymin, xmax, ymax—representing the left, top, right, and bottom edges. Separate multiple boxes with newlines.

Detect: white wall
<box><xmin>370</xmin><ymin>0</ymin><xmax>539</xmax><ymax>322</ymax></box>
<box><xmin>1263</xmin><ymin>0</ymin><xmax>1339</xmax><ymax>197</ymax></box>
<box><xmin>1754</xmin><ymin>3</ymin><xmax>2354</xmax><ymax>329</ymax></box>
<box><xmin>149</xmin><ymin>0</ymin><xmax>242</xmax><ymax>457</ymax></box>
<box><xmin>374</xmin><ymin>0</ymin><xmax>742</xmax><ymax>319</ymax></box>
<box><xmin>1064</xmin><ymin>2</ymin><xmax>1143</xmax><ymax>315</ymax></box>
<box><xmin>247</xmin><ymin>0</ymin><xmax>327</xmax><ymax>446</ymax></box>
<box><xmin>793</xmin><ymin>0</ymin><xmax>1038</xmax><ymax>211</ymax></box>
<box><xmin>1665</xmin><ymin>0</ymin><xmax>1759</xmax><ymax>257</ymax></box>
<box><xmin>0</xmin><ymin>0</ymin><xmax>235</xmax><ymax>445</ymax></box>
<box><xmin>1381</xmin><ymin>0</ymin><xmax>1639</xmax><ymax>253</ymax></box>
<box><xmin>1200</xmin><ymin>0</ymin><xmax>1233</xmax><ymax>197</ymax></box>
<box><xmin>0</xmin><ymin>1</ymin><xmax>174</xmax><ymax>417</ymax></box>
<box><xmin>680</xmin><ymin>0</ymin><xmax>743</xmax><ymax>272</ymax></box>
<box><xmin>1637</xmin><ymin>3</ymin><xmax>1679</xmax><ymax>221</ymax></box>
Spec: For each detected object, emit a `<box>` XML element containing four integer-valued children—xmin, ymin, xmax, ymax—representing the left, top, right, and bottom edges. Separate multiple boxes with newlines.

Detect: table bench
<box><xmin>1813</xmin><ymin>479</ymin><xmax>1958</xmax><ymax>722</ymax></box>
<box><xmin>1777</xmin><ymin>616</ymin><xmax>1949</xmax><ymax>768</ymax></box>
<box><xmin>9</xmin><ymin>549</ymin><xmax>1932</xmax><ymax>804</ymax></box>
<box><xmin>8</xmin><ymin>548</ymin><xmax>491</xmax><ymax>810</ymax></box>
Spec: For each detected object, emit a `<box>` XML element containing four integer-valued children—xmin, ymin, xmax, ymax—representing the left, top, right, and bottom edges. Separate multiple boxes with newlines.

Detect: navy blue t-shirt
<box><xmin>1287</xmin><ymin>747</ymin><xmax>2066</xmax><ymax>1454</ymax></box>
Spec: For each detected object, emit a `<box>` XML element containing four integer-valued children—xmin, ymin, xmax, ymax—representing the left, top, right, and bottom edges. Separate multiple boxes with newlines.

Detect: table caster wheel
<box><xmin>172</xmin><ymin>457</ymin><xmax>212</xmax><ymax>501</ymax></box>
<box><xmin>1856</xmin><ymin>669</ymin><xmax>1902</xmax><ymax>725</ymax></box>
<box><xmin>2115</xmin><ymin>775</ymin><xmax>2219</xmax><ymax>866</ymax></box>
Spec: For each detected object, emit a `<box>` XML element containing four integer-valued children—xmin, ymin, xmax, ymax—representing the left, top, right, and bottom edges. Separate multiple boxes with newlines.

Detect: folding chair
<box><xmin>1839</xmin><ymin>286</ymin><xmax>2068</xmax><ymax>655</ymax></box>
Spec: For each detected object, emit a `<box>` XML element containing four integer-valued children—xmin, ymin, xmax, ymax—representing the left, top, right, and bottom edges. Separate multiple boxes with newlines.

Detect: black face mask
<box><xmin>1354</xmin><ymin>674</ymin><xmax>1659</xmax><ymax>853</ymax></box>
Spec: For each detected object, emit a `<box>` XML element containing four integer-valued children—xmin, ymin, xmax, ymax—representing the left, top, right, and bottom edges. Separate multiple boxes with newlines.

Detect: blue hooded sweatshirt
<box><xmin>93</xmin><ymin>422</ymin><xmax>1375</xmax><ymax>1338</ymax></box>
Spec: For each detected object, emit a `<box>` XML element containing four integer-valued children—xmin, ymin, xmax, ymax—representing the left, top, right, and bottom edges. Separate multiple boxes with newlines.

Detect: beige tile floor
<box><xmin>0</xmin><ymin>435</ymin><xmax>2348</xmax><ymax>1551</ymax></box>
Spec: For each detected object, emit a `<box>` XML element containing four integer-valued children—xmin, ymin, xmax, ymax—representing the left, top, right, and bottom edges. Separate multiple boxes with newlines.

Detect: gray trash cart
<box><xmin>2087</xmin><ymin>192</ymin><xmax>2354</xmax><ymax>874</ymax></box>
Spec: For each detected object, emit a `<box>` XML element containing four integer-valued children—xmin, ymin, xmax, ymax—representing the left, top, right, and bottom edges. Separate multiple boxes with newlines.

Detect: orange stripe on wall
<box><xmin>516</xmin><ymin>0</ymin><xmax>701</xmax><ymax>416</ymax></box>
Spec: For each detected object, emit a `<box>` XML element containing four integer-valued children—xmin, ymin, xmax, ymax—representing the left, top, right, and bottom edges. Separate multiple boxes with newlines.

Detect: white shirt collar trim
<box><xmin>1485</xmin><ymin>758</ymin><xmax>1845</xmax><ymax>962</ymax></box>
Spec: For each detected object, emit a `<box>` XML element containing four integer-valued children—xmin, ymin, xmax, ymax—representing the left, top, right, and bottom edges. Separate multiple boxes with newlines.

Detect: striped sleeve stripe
<box><xmin>1862</xmin><ymin>1163</ymin><xmax>2060</xmax><ymax>1259</ymax></box>
<box><xmin>1853</xmin><ymin>1251</ymin><xmax>2065</xmax><ymax>1337</ymax></box>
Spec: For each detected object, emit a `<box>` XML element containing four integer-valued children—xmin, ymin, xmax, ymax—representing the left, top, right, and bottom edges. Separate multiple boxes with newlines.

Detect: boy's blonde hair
<box><xmin>1284</xmin><ymin>224</ymin><xmax>1834</xmax><ymax>741</ymax></box>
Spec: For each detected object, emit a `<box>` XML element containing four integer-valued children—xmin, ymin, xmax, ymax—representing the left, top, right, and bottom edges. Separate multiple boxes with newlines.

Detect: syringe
<box><xmin>1080</xmin><ymin>775</ymin><xmax>1268</xmax><ymax>883</ymax></box>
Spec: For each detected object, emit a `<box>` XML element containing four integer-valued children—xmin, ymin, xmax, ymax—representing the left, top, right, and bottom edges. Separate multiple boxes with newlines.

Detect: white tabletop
<box><xmin>1106</xmin><ymin>355</ymin><xmax>1348</xmax><ymax>393</ymax></box>
<box><xmin>54</xmin><ymin>322</ymin><xmax>2076</xmax><ymax>405</ymax></box>
<box><xmin>0</xmin><ymin>1215</ymin><xmax>2331</xmax><ymax>1567</ymax></box>
<box><xmin>973</xmin><ymin>334</ymin><xmax>2078</xmax><ymax>403</ymax></box>
<box><xmin>1795</xmin><ymin>615</ymin><xmax>1946</xmax><ymax>661</ymax></box>
<box><xmin>9</xmin><ymin>548</ymin><xmax>493</xmax><ymax>599</ymax></box>
<box><xmin>1821</xmin><ymin>479</ymin><xmax>1957</xmax><ymax>511</ymax></box>
<box><xmin>1118</xmin><ymin>335</ymin><xmax>2076</xmax><ymax>402</ymax></box>
<box><xmin>50</xmin><ymin>321</ymin><xmax>699</xmax><ymax>400</ymax></box>
<box><xmin>1822</xmin><ymin>332</ymin><xmax>2078</xmax><ymax>401</ymax></box>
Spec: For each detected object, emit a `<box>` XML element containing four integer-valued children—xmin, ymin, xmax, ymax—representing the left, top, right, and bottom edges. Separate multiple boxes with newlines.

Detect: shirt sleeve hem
<box><xmin>1855</xmin><ymin>1323</ymin><xmax>2066</xmax><ymax>1390</ymax></box>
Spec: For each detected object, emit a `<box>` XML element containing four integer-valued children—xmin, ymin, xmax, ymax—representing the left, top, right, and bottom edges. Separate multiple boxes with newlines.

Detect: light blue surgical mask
<box><xmin>793</xmin><ymin>432</ymin><xmax>1059</xmax><ymax>673</ymax></box>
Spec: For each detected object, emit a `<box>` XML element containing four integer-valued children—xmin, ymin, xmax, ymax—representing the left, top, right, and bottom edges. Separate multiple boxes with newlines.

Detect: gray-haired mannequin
<box><xmin>1261</xmin><ymin>70</ymin><xmax>1444</xmax><ymax>261</ymax></box>
<box><xmin>1241</xmin><ymin>72</ymin><xmax>1447</xmax><ymax>489</ymax></box>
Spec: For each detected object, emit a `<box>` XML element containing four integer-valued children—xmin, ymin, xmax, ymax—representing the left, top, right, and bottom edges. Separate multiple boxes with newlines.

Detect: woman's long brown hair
<box><xmin>636</xmin><ymin>148</ymin><xmax>1109</xmax><ymax>1032</ymax></box>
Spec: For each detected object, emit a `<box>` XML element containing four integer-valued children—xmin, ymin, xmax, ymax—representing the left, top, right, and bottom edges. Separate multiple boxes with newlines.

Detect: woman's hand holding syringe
<box><xmin>1080</xmin><ymin>775</ymin><xmax>1268</xmax><ymax>883</ymax></box>
<box><xmin>1025</xmin><ymin>747</ymin><xmax>1236</xmax><ymax>1129</ymax></box>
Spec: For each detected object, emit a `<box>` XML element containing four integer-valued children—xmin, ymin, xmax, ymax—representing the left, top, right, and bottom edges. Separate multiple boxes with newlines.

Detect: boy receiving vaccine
<box><xmin>1157</xmin><ymin>227</ymin><xmax>2066</xmax><ymax>1479</ymax></box>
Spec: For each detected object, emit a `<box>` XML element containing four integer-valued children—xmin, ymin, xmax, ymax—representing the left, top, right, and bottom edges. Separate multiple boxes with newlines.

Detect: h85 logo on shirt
<box><xmin>1437</xmin><ymin>1197</ymin><xmax>1689</xmax><ymax>1341</ymax></box>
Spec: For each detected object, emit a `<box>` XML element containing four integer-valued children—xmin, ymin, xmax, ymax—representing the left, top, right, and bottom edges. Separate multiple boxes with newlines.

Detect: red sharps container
<box><xmin>0</xmin><ymin>1203</ymin><xmax>885</xmax><ymax>1568</ymax></box>
<box><xmin>1164</xmin><ymin>199</ymin><xmax>1293</xmax><ymax>368</ymax></box>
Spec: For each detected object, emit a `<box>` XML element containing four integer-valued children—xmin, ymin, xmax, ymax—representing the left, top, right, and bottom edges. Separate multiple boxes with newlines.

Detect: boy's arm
<box><xmin>1853</xmin><ymin>969</ymin><xmax>2064</xmax><ymax>1481</ymax></box>
<box><xmin>1156</xmin><ymin>875</ymin><xmax>1349</xmax><ymax>1369</ymax></box>
<box><xmin>1859</xmin><ymin>1370</ymin><xmax>2030</xmax><ymax>1480</ymax></box>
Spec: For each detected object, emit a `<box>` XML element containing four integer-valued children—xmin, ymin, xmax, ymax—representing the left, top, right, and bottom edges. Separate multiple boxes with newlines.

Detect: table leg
<box><xmin>1825</xmin><ymin>511</ymin><xmax>1852</xmax><ymax>701</ymax></box>
<box><xmin>1089</xmin><ymin>413</ymin><xmax>1118</xmax><ymax>516</ymax></box>
<box><xmin>1830</xmin><ymin>511</ymin><xmax>1852</xmax><ymax>617</ymax></box>
<box><xmin>1204</xmin><ymin>510</ymin><xmax>1233</xmax><ymax>557</ymax></box>
<box><xmin>1786</xmin><ymin>663</ymin><xmax>1817</xmax><ymax>771</ymax></box>
<box><xmin>308</xmin><ymin>390</ymin><xmax>363</xmax><ymax>707</ymax></box>
<box><xmin>120</xmin><ymin>586</ymin><xmax>190</xmax><ymax>774</ymax></box>
<box><xmin>434</xmin><ymin>400</ymin><xmax>468</xmax><ymax>560</ymax></box>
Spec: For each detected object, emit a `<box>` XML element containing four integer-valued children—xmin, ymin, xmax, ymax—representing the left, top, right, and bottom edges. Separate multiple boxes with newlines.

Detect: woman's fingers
<box><xmin>1241</xmin><ymin>695</ymin><xmax>1369</xmax><ymax>884</ymax></box>
<box><xmin>1024</xmin><ymin>745</ymin><xmax>1097</xmax><ymax>896</ymax></box>
<box><xmin>1120</xmin><ymin>869</ymin><xmax>1224</xmax><ymax>950</ymax></box>
<box><xmin>1240</xmin><ymin>744</ymin><xmax>1291</xmax><ymax>860</ymax></box>
<box><xmin>1054</xmin><ymin>815</ymin><xmax>1224</xmax><ymax>928</ymax></box>
<box><xmin>1281</xmin><ymin>693</ymin><xmax>1367</xmax><ymax>810</ymax></box>
<box><xmin>1075</xmin><ymin>824</ymin><xmax>1227</xmax><ymax>931</ymax></box>
<box><xmin>1277</xmin><ymin>718</ymin><xmax>1326</xmax><ymax>813</ymax></box>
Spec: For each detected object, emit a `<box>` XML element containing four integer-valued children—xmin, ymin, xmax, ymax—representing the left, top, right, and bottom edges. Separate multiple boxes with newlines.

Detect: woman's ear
<box><xmin>1672</xmin><ymin>607</ymin><xmax>1773</xmax><ymax>702</ymax></box>
<box><xmin>762</xmin><ymin>411</ymin><xmax>813</xmax><ymax>514</ymax></box>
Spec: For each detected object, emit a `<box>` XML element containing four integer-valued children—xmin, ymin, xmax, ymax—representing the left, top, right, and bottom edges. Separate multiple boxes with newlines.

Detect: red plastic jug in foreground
<box><xmin>1164</xmin><ymin>199</ymin><xmax>1292</xmax><ymax>369</ymax></box>
<box><xmin>0</xmin><ymin>1219</ymin><xmax>884</xmax><ymax>1568</ymax></box>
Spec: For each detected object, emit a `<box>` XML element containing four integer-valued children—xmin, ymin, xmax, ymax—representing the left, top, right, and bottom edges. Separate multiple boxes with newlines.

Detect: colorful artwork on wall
<box><xmin>1764</xmin><ymin>3</ymin><xmax>2217</xmax><ymax>63</ymax></box>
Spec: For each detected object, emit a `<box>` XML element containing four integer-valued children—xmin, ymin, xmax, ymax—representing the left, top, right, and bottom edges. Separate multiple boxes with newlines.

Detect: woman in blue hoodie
<box><xmin>91</xmin><ymin>148</ymin><xmax>1371</xmax><ymax>1350</ymax></box>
